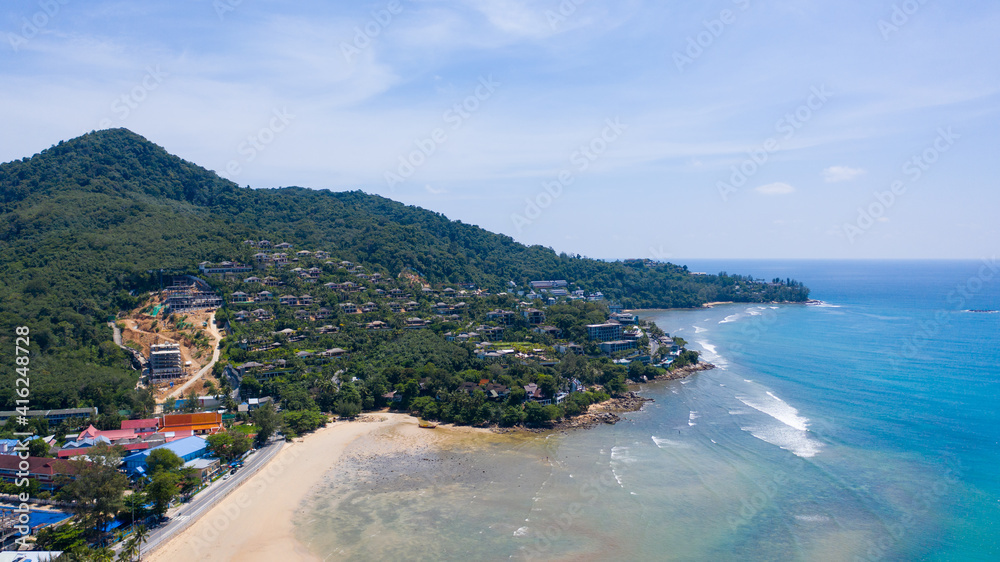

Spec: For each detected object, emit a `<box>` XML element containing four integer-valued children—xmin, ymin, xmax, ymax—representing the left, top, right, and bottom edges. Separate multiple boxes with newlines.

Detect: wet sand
<box><xmin>148</xmin><ymin>413</ymin><xmax>484</xmax><ymax>562</ymax></box>
<box><xmin>148</xmin><ymin>413</ymin><xmax>489</xmax><ymax>562</ymax></box>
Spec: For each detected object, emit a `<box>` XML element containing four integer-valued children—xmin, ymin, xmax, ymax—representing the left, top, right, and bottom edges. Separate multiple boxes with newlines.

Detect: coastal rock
<box><xmin>648</xmin><ymin>361</ymin><xmax>716</xmax><ymax>382</ymax></box>
<box><xmin>491</xmin><ymin>365</ymin><xmax>715</xmax><ymax>435</ymax></box>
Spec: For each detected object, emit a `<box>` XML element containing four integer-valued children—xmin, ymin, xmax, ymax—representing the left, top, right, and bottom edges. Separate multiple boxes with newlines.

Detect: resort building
<box><xmin>529</xmin><ymin>280</ymin><xmax>568</xmax><ymax>290</ymax></box>
<box><xmin>123</xmin><ymin>436</ymin><xmax>209</xmax><ymax>478</ymax></box>
<box><xmin>0</xmin><ymin>407</ymin><xmax>98</xmax><ymax>425</ymax></box>
<box><xmin>486</xmin><ymin>309</ymin><xmax>516</xmax><ymax>324</ymax></box>
<box><xmin>198</xmin><ymin>261</ymin><xmax>252</xmax><ymax>276</ymax></box>
<box><xmin>0</xmin><ymin>456</ymin><xmax>75</xmax><ymax>491</ymax></box>
<box><xmin>610</xmin><ymin>312</ymin><xmax>638</xmax><ymax>324</ymax></box>
<box><xmin>523</xmin><ymin>308</ymin><xmax>546</xmax><ymax>325</ymax></box>
<box><xmin>586</xmin><ymin>322</ymin><xmax>623</xmax><ymax>342</ymax></box>
<box><xmin>599</xmin><ymin>340</ymin><xmax>636</xmax><ymax>354</ymax></box>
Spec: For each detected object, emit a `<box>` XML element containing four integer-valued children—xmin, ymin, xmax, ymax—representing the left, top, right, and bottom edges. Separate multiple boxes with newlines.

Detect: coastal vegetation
<box><xmin>0</xmin><ymin>129</ymin><xmax>808</xmax><ymax>416</ymax></box>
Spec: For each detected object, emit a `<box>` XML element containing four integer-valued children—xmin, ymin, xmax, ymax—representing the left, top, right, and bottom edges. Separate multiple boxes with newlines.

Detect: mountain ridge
<box><xmin>0</xmin><ymin>128</ymin><xmax>808</xmax><ymax>412</ymax></box>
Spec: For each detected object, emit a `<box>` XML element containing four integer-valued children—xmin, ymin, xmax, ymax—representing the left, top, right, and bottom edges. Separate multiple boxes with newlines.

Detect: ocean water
<box><xmin>297</xmin><ymin>260</ymin><xmax>1000</xmax><ymax>561</ymax></box>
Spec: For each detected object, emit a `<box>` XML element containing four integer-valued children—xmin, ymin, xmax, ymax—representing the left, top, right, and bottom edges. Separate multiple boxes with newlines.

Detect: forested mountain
<box><xmin>0</xmin><ymin>129</ymin><xmax>808</xmax><ymax>411</ymax></box>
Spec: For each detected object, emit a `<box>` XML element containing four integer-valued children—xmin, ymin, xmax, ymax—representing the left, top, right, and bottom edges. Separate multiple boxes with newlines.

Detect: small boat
<box><xmin>418</xmin><ymin>419</ymin><xmax>437</xmax><ymax>429</ymax></box>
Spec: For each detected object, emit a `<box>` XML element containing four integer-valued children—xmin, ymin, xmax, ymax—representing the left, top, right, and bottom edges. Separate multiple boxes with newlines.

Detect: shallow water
<box><xmin>296</xmin><ymin>261</ymin><xmax>1000</xmax><ymax>561</ymax></box>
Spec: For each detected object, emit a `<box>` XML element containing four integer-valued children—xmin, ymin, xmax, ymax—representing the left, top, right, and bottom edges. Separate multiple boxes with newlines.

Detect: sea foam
<box><xmin>735</xmin><ymin>391</ymin><xmax>821</xmax><ymax>457</ymax></box>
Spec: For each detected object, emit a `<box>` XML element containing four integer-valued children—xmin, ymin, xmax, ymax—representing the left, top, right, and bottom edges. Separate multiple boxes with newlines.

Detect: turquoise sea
<box><xmin>298</xmin><ymin>260</ymin><xmax>999</xmax><ymax>561</ymax></box>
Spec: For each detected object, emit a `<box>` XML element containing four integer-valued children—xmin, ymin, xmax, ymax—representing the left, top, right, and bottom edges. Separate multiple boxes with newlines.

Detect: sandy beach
<box><xmin>147</xmin><ymin>413</ymin><xmax>489</xmax><ymax>562</ymax></box>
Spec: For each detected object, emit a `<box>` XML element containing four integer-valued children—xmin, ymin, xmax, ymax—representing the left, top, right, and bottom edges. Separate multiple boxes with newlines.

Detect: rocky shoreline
<box><xmin>493</xmin><ymin>361</ymin><xmax>716</xmax><ymax>433</ymax></box>
<box><xmin>646</xmin><ymin>361</ymin><xmax>717</xmax><ymax>382</ymax></box>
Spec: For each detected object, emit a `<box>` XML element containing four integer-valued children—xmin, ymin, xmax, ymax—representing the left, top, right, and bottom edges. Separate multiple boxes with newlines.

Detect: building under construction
<box><xmin>162</xmin><ymin>275</ymin><xmax>223</xmax><ymax>313</ymax></box>
<box><xmin>149</xmin><ymin>342</ymin><xmax>184</xmax><ymax>382</ymax></box>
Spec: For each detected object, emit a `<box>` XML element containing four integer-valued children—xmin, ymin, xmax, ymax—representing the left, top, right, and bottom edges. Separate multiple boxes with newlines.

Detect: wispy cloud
<box><xmin>755</xmin><ymin>182</ymin><xmax>796</xmax><ymax>196</ymax></box>
<box><xmin>1</xmin><ymin>0</ymin><xmax>998</xmax><ymax>259</ymax></box>
<box><xmin>823</xmin><ymin>165</ymin><xmax>866</xmax><ymax>183</ymax></box>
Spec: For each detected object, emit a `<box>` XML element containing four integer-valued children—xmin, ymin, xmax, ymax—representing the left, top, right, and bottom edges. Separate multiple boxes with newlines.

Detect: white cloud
<box><xmin>755</xmin><ymin>182</ymin><xmax>796</xmax><ymax>195</ymax></box>
<box><xmin>823</xmin><ymin>165</ymin><xmax>866</xmax><ymax>183</ymax></box>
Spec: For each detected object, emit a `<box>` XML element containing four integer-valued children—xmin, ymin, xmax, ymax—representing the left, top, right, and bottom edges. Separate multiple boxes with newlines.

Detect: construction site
<box><xmin>119</xmin><ymin>291</ymin><xmax>225</xmax><ymax>402</ymax></box>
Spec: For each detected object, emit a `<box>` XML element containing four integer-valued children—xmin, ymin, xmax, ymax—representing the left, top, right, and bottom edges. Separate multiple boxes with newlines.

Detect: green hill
<box><xmin>0</xmin><ymin>129</ymin><xmax>808</xmax><ymax>412</ymax></box>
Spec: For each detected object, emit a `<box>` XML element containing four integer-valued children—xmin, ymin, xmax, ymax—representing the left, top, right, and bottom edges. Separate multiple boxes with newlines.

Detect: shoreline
<box><xmin>701</xmin><ymin>301</ymin><xmax>734</xmax><ymax>307</ymax></box>
<box><xmin>630</xmin><ymin>300</ymin><xmax>810</xmax><ymax>313</ymax></box>
<box><xmin>147</xmin><ymin>413</ymin><xmax>436</xmax><ymax>562</ymax></box>
<box><xmin>495</xmin><ymin>362</ymin><xmax>717</xmax><ymax>433</ymax></box>
<box><xmin>146</xmin><ymin>362</ymin><xmax>715</xmax><ymax>559</ymax></box>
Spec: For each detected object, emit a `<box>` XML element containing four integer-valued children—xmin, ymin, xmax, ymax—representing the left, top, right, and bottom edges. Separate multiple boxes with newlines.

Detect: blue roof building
<box><xmin>123</xmin><ymin>436</ymin><xmax>208</xmax><ymax>477</ymax></box>
<box><xmin>0</xmin><ymin>438</ymin><xmax>21</xmax><ymax>455</ymax></box>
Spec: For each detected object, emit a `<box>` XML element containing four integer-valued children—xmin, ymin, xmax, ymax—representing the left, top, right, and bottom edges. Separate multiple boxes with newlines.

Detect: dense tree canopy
<box><xmin>0</xmin><ymin>129</ymin><xmax>808</xmax><ymax>412</ymax></box>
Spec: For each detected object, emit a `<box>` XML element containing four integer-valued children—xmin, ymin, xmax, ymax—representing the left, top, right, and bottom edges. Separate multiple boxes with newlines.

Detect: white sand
<box><xmin>148</xmin><ymin>413</ymin><xmax>417</xmax><ymax>562</ymax></box>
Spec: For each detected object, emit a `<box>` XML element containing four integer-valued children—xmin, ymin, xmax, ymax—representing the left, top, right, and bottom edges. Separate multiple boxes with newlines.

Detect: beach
<box><xmin>148</xmin><ymin>413</ymin><xmax>487</xmax><ymax>562</ymax></box>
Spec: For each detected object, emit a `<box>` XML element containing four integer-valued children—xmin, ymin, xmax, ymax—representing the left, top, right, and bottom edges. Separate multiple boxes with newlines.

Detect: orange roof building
<box><xmin>160</xmin><ymin>412</ymin><xmax>223</xmax><ymax>435</ymax></box>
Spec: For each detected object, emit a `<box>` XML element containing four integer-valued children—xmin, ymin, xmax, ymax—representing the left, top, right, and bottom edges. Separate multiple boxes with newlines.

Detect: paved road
<box><xmin>110</xmin><ymin>322</ymin><xmax>123</xmax><ymax>346</ymax></box>
<box><xmin>140</xmin><ymin>437</ymin><xmax>283</xmax><ymax>556</ymax></box>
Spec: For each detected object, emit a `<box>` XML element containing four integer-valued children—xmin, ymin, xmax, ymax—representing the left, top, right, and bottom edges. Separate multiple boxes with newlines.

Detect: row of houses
<box><xmin>485</xmin><ymin>308</ymin><xmax>546</xmax><ymax>325</ymax></box>
<box><xmin>339</xmin><ymin>301</ymin><xmax>378</xmax><ymax>313</ymax></box>
<box><xmin>251</xmin><ymin>249</ymin><xmax>343</xmax><ymax>268</ymax></box>
<box><xmin>55</xmin><ymin>413</ymin><xmax>225</xmax><ymax>459</ymax></box>
<box><xmin>232</xmin><ymin>308</ymin><xmax>275</xmax><ymax>323</ymax></box>
<box><xmin>226</xmin><ymin>351</ymin><xmax>346</xmax><ymax>383</ymax></box>
<box><xmin>242</xmin><ymin>276</ymin><xmax>282</xmax><ymax>286</ymax></box>
<box><xmin>445</xmin><ymin>325</ymin><xmax>505</xmax><ymax>342</ymax></box>
<box><xmin>0</xmin><ymin>408</ymin><xmax>98</xmax><ymax>426</ymax></box>
<box><xmin>0</xmin><ymin>413</ymin><xmax>228</xmax><ymax>491</ymax></box>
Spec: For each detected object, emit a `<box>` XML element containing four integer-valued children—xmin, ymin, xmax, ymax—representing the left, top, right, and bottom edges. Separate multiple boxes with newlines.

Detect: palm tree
<box><xmin>118</xmin><ymin>524</ymin><xmax>148</xmax><ymax>561</ymax></box>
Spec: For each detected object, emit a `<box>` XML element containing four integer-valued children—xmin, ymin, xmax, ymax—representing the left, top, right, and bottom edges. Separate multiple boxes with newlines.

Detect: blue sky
<box><xmin>2</xmin><ymin>0</ymin><xmax>998</xmax><ymax>259</ymax></box>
